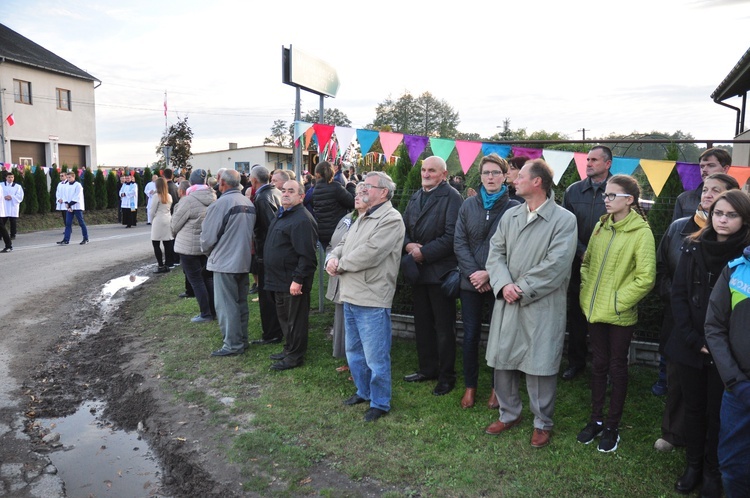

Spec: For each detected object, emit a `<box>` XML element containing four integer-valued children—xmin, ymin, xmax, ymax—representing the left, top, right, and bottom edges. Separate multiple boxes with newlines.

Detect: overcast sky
<box><xmin>2</xmin><ymin>0</ymin><xmax>750</xmax><ymax>167</ymax></box>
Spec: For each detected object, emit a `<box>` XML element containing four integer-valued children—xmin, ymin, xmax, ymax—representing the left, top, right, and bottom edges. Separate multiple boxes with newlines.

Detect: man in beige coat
<box><xmin>326</xmin><ymin>171</ymin><xmax>405</xmax><ymax>422</ymax></box>
<box><xmin>484</xmin><ymin>159</ymin><xmax>577</xmax><ymax>448</ymax></box>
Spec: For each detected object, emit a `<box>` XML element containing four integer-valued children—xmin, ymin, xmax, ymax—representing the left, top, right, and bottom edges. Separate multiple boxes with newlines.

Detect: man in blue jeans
<box><xmin>57</xmin><ymin>172</ymin><xmax>89</xmax><ymax>245</ymax></box>
<box><xmin>326</xmin><ymin>171</ymin><xmax>405</xmax><ymax>422</ymax></box>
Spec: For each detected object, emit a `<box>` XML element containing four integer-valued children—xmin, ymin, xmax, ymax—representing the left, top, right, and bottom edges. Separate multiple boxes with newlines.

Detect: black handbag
<box><xmin>440</xmin><ymin>267</ymin><xmax>461</xmax><ymax>299</ymax></box>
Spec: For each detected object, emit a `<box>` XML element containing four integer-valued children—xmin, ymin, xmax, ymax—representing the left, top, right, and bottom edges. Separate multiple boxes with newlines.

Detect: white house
<box><xmin>0</xmin><ymin>23</ymin><xmax>99</xmax><ymax>168</ymax></box>
<box><xmin>190</xmin><ymin>143</ymin><xmax>310</xmax><ymax>175</ymax></box>
<box><xmin>712</xmin><ymin>46</ymin><xmax>750</xmax><ymax>166</ymax></box>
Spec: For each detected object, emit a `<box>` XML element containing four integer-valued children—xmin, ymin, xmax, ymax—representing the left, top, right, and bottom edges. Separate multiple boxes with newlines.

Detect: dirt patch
<box><xmin>14</xmin><ymin>263</ymin><xmax>402</xmax><ymax>497</ymax></box>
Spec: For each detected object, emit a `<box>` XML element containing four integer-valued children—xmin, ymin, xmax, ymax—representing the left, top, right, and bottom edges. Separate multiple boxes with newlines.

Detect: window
<box><xmin>13</xmin><ymin>79</ymin><xmax>31</xmax><ymax>104</ymax></box>
<box><xmin>56</xmin><ymin>88</ymin><xmax>71</xmax><ymax>111</ymax></box>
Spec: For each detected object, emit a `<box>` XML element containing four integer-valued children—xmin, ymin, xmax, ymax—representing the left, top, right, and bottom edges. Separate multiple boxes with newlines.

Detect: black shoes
<box><xmin>270</xmin><ymin>360</ymin><xmax>302</xmax><ymax>371</ymax></box>
<box><xmin>178</xmin><ymin>292</ymin><xmax>195</xmax><ymax>298</ymax></box>
<box><xmin>675</xmin><ymin>466</ymin><xmax>702</xmax><ymax>494</ymax></box>
<box><xmin>432</xmin><ymin>382</ymin><xmax>455</xmax><ymax>396</ymax></box>
<box><xmin>562</xmin><ymin>365</ymin><xmax>584</xmax><ymax>380</ymax></box>
<box><xmin>364</xmin><ymin>408</ymin><xmax>387</xmax><ymax>422</ymax></box>
<box><xmin>153</xmin><ymin>266</ymin><xmax>170</xmax><ymax>274</ymax></box>
<box><xmin>269</xmin><ymin>352</ymin><xmax>287</xmax><ymax>360</ymax></box>
<box><xmin>403</xmin><ymin>372</ymin><xmax>437</xmax><ymax>383</ymax></box>
<box><xmin>80</xmin><ymin>239</ymin><xmax>89</xmax><ymax>245</ymax></box>
<box><xmin>343</xmin><ymin>394</ymin><xmax>369</xmax><ymax>406</ymax></box>
<box><xmin>56</xmin><ymin>240</ymin><xmax>69</xmax><ymax>245</ymax></box>
<box><xmin>0</xmin><ymin>247</ymin><xmax>11</xmax><ymax>253</ymax></box>
<box><xmin>210</xmin><ymin>348</ymin><xmax>245</xmax><ymax>357</ymax></box>
<box><xmin>248</xmin><ymin>283</ymin><xmax>258</xmax><ymax>295</ymax></box>
<box><xmin>251</xmin><ymin>337</ymin><xmax>282</xmax><ymax>345</ymax></box>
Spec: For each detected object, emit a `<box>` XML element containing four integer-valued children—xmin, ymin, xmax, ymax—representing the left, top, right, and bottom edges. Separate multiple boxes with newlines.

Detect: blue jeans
<box><xmin>213</xmin><ymin>272</ymin><xmax>249</xmax><ymax>353</ymax></box>
<box><xmin>63</xmin><ymin>210</ymin><xmax>88</xmax><ymax>242</ymax></box>
<box><xmin>719</xmin><ymin>389</ymin><xmax>750</xmax><ymax>497</ymax></box>
<box><xmin>459</xmin><ymin>289</ymin><xmax>494</xmax><ymax>388</ymax></box>
<box><xmin>344</xmin><ymin>303</ymin><xmax>392</xmax><ymax>412</ymax></box>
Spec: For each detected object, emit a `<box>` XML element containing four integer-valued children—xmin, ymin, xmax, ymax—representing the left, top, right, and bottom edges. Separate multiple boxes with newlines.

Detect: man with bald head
<box><xmin>402</xmin><ymin>155</ymin><xmax>463</xmax><ymax>396</ymax></box>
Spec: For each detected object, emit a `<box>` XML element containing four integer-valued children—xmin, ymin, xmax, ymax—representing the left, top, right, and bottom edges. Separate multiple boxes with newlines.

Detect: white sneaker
<box><xmin>654</xmin><ymin>438</ymin><xmax>674</xmax><ymax>452</ymax></box>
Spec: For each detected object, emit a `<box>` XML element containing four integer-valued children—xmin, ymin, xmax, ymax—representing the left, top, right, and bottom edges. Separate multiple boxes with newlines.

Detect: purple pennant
<box><xmin>404</xmin><ymin>135</ymin><xmax>429</xmax><ymax>166</ymax></box>
<box><xmin>676</xmin><ymin>162</ymin><xmax>701</xmax><ymax>191</ymax></box>
<box><xmin>512</xmin><ymin>146</ymin><xmax>543</xmax><ymax>159</ymax></box>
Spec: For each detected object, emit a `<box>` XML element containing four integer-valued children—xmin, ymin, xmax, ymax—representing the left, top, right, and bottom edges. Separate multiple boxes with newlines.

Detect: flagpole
<box><xmin>0</xmin><ymin>88</ymin><xmax>5</xmax><ymax>164</ymax></box>
<box><xmin>164</xmin><ymin>90</ymin><xmax>167</xmax><ymax>132</ymax></box>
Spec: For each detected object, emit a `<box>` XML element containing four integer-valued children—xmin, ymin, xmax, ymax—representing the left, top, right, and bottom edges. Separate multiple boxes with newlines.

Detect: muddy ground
<box><xmin>13</xmin><ymin>262</ymin><xmax>397</xmax><ymax>497</ymax></box>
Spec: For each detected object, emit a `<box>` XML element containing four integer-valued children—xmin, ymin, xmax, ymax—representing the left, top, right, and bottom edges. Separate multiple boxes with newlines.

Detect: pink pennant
<box><xmin>728</xmin><ymin>166</ymin><xmax>750</xmax><ymax>189</ymax></box>
<box><xmin>379</xmin><ymin>132</ymin><xmax>404</xmax><ymax>161</ymax></box>
<box><xmin>455</xmin><ymin>141</ymin><xmax>483</xmax><ymax>174</ymax></box>
<box><xmin>512</xmin><ymin>146</ymin><xmax>543</xmax><ymax>160</ymax></box>
<box><xmin>573</xmin><ymin>152</ymin><xmax>588</xmax><ymax>180</ymax></box>
<box><xmin>312</xmin><ymin>123</ymin><xmax>335</xmax><ymax>153</ymax></box>
<box><xmin>303</xmin><ymin>127</ymin><xmax>315</xmax><ymax>150</ymax></box>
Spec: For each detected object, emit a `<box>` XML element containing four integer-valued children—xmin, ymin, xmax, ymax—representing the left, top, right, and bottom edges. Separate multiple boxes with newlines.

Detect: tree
<box><xmin>370</xmin><ymin>91</ymin><xmax>460</xmax><ymax>137</ymax></box>
<box><xmin>265</xmin><ymin>119</ymin><xmax>292</xmax><ymax>148</ymax></box>
<box><xmin>33</xmin><ymin>166</ymin><xmax>49</xmax><ymax>214</ymax></box>
<box><xmin>83</xmin><ymin>169</ymin><xmax>95</xmax><ymax>211</ymax></box>
<box><xmin>21</xmin><ymin>168</ymin><xmax>38</xmax><ymax>215</ymax></box>
<box><xmin>106</xmin><ymin>171</ymin><xmax>119</xmax><ymax>209</ymax></box>
<box><xmin>300</xmin><ymin>108</ymin><xmax>351</xmax><ymax>126</ymax></box>
<box><xmin>156</xmin><ymin>116</ymin><xmax>193</xmax><ymax>172</ymax></box>
<box><xmin>49</xmin><ymin>169</ymin><xmax>61</xmax><ymax>213</ymax></box>
<box><xmin>94</xmin><ymin>169</ymin><xmax>107</xmax><ymax>209</ymax></box>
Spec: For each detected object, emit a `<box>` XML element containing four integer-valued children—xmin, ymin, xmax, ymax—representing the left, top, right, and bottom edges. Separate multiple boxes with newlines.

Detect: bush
<box><xmin>49</xmin><ymin>169</ymin><xmax>61</xmax><ymax>213</ymax></box>
<box><xmin>21</xmin><ymin>168</ymin><xmax>38</xmax><ymax>215</ymax></box>
<box><xmin>94</xmin><ymin>169</ymin><xmax>107</xmax><ymax>209</ymax></box>
<box><xmin>83</xmin><ymin>168</ymin><xmax>95</xmax><ymax>211</ymax></box>
<box><xmin>106</xmin><ymin>171</ymin><xmax>119</xmax><ymax>208</ymax></box>
<box><xmin>33</xmin><ymin>166</ymin><xmax>49</xmax><ymax>214</ymax></box>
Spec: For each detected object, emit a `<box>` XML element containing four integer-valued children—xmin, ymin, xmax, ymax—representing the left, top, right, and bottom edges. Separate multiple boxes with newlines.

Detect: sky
<box><xmin>2</xmin><ymin>0</ymin><xmax>750</xmax><ymax>167</ymax></box>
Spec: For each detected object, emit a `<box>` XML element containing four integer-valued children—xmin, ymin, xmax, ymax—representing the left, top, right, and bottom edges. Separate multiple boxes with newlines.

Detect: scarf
<box><xmin>699</xmin><ymin>227</ymin><xmax>749</xmax><ymax>286</ymax></box>
<box><xmin>480</xmin><ymin>184</ymin><xmax>508</xmax><ymax>210</ymax></box>
<box><xmin>693</xmin><ymin>208</ymin><xmax>708</xmax><ymax>228</ymax></box>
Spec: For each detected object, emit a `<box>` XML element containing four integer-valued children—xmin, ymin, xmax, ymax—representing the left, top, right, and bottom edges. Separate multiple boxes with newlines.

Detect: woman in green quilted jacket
<box><xmin>575</xmin><ymin>174</ymin><xmax>656</xmax><ymax>453</ymax></box>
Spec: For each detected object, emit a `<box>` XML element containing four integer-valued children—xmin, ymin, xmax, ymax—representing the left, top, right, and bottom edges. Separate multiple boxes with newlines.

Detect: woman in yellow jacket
<box><xmin>576</xmin><ymin>174</ymin><xmax>656</xmax><ymax>453</ymax></box>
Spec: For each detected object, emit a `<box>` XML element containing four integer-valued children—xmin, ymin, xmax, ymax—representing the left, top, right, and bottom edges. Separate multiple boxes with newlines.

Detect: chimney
<box><xmin>228</xmin><ymin>142</ymin><xmax>238</xmax><ymax>150</ymax></box>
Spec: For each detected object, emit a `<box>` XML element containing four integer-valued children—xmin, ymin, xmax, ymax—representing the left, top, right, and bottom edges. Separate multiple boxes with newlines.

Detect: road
<box><xmin>0</xmin><ymin>223</ymin><xmax>154</xmax><ymax>497</ymax></box>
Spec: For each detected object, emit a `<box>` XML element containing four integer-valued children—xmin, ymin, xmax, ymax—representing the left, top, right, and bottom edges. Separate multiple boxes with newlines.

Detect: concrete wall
<box><xmin>732</xmin><ymin>129</ymin><xmax>750</xmax><ymax>167</ymax></box>
<box><xmin>0</xmin><ymin>61</ymin><xmax>97</xmax><ymax>167</ymax></box>
<box><xmin>190</xmin><ymin>146</ymin><xmax>294</xmax><ymax>175</ymax></box>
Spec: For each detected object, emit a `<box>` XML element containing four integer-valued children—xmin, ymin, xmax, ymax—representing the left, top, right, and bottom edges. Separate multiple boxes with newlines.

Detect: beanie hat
<box><xmin>189</xmin><ymin>169</ymin><xmax>207</xmax><ymax>185</ymax></box>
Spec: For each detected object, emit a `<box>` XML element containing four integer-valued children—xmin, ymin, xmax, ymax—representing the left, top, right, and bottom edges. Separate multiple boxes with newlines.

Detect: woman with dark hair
<box><xmin>666</xmin><ymin>189</ymin><xmax>750</xmax><ymax>497</ymax></box>
<box><xmin>506</xmin><ymin>156</ymin><xmax>529</xmax><ymax>203</ymax></box>
<box><xmin>149</xmin><ymin>177</ymin><xmax>175</xmax><ymax>274</ymax></box>
<box><xmin>311</xmin><ymin>161</ymin><xmax>355</xmax><ymax>247</ymax></box>
<box><xmin>454</xmin><ymin>154</ymin><xmax>519</xmax><ymax>409</ymax></box>
<box><xmin>577</xmin><ymin>174</ymin><xmax>655</xmax><ymax>453</ymax></box>
<box><xmin>653</xmin><ymin>173</ymin><xmax>739</xmax><ymax>453</ymax></box>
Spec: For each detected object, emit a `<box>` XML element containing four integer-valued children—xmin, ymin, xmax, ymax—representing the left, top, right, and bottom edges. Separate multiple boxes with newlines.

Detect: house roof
<box><xmin>712</xmin><ymin>46</ymin><xmax>750</xmax><ymax>102</ymax></box>
<box><xmin>0</xmin><ymin>23</ymin><xmax>99</xmax><ymax>82</ymax></box>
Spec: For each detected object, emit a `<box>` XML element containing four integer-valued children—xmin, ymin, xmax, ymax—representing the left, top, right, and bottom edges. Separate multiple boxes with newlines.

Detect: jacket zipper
<box><xmin>588</xmin><ymin>226</ymin><xmax>617</xmax><ymax>319</ymax></box>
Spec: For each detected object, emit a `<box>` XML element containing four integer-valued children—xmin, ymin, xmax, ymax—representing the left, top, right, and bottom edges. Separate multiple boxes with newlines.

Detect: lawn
<box><xmin>137</xmin><ymin>268</ymin><xmax>684</xmax><ymax>497</ymax></box>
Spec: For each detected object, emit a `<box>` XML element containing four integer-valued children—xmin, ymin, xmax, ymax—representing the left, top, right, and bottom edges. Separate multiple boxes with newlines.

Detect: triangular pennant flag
<box><xmin>481</xmin><ymin>143</ymin><xmax>511</xmax><ymax>158</ymax></box>
<box><xmin>573</xmin><ymin>152</ymin><xmax>588</xmax><ymax>180</ymax></box>
<box><xmin>334</xmin><ymin>126</ymin><xmax>356</xmax><ymax>156</ymax></box>
<box><xmin>429</xmin><ymin>138</ymin><xmax>455</xmax><ymax>162</ymax></box>
<box><xmin>611</xmin><ymin>157</ymin><xmax>640</xmax><ymax>176</ymax></box>
<box><xmin>404</xmin><ymin>135</ymin><xmax>429</xmax><ymax>165</ymax></box>
<box><xmin>379</xmin><ymin>132</ymin><xmax>404</xmax><ymax>161</ymax></box>
<box><xmin>303</xmin><ymin>127</ymin><xmax>315</xmax><ymax>150</ymax></box>
<box><xmin>455</xmin><ymin>141</ymin><xmax>483</xmax><ymax>174</ymax></box>
<box><xmin>356</xmin><ymin>129</ymin><xmax>379</xmax><ymax>156</ymax></box>
<box><xmin>294</xmin><ymin>121</ymin><xmax>313</xmax><ymax>142</ymax></box>
<box><xmin>312</xmin><ymin>123</ymin><xmax>335</xmax><ymax>153</ymax></box>
<box><xmin>676</xmin><ymin>162</ymin><xmax>701</xmax><ymax>191</ymax></box>
<box><xmin>542</xmin><ymin>149</ymin><xmax>574</xmax><ymax>185</ymax></box>
<box><xmin>640</xmin><ymin>160</ymin><xmax>676</xmax><ymax>196</ymax></box>
<box><xmin>512</xmin><ymin>146</ymin><xmax>543</xmax><ymax>159</ymax></box>
<box><xmin>728</xmin><ymin>166</ymin><xmax>750</xmax><ymax>189</ymax></box>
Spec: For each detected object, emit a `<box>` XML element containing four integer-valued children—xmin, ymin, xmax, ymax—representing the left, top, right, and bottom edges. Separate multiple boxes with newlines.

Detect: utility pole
<box><xmin>578</xmin><ymin>128</ymin><xmax>589</xmax><ymax>141</ymax></box>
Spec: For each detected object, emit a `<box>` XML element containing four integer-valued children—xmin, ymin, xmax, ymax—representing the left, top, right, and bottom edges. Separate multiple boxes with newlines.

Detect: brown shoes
<box><xmin>487</xmin><ymin>389</ymin><xmax>500</xmax><ymax>409</ymax></box>
<box><xmin>485</xmin><ymin>416</ymin><xmax>522</xmax><ymax>435</ymax></box>
<box><xmin>460</xmin><ymin>388</ymin><xmax>476</xmax><ymax>409</ymax></box>
<box><xmin>531</xmin><ymin>428</ymin><xmax>551</xmax><ymax>448</ymax></box>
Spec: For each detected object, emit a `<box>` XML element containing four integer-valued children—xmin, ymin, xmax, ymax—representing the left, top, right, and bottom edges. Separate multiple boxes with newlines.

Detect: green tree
<box><xmin>21</xmin><ymin>169</ymin><xmax>38</xmax><ymax>215</ymax></box>
<box><xmin>157</xmin><ymin>116</ymin><xmax>193</xmax><ymax>172</ymax></box>
<box><xmin>83</xmin><ymin>168</ymin><xmax>95</xmax><ymax>211</ymax></box>
<box><xmin>106</xmin><ymin>171</ymin><xmax>119</xmax><ymax>208</ymax></box>
<box><xmin>371</xmin><ymin>91</ymin><xmax>460</xmax><ymax>137</ymax></box>
<box><xmin>132</xmin><ymin>171</ymin><xmax>145</xmax><ymax>207</ymax></box>
<box><xmin>94</xmin><ymin>169</ymin><xmax>107</xmax><ymax>209</ymax></box>
<box><xmin>49</xmin><ymin>168</ymin><xmax>61</xmax><ymax>213</ymax></box>
<box><xmin>33</xmin><ymin>166</ymin><xmax>49</xmax><ymax>214</ymax></box>
<box><xmin>265</xmin><ymin>119</ymin><xmax>292</xmax><ymax>148</ymax></box>
<box><xmin>300</xmin><ymin>108</ymin><xmax>351</xmax><ymax>126</ymax></box>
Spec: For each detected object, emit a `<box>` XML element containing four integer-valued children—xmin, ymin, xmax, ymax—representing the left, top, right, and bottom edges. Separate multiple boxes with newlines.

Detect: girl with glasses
<box><xmin>577</xmin><ymin>174</ymin><xmax>655</xmax><ymax>453</ymax></box>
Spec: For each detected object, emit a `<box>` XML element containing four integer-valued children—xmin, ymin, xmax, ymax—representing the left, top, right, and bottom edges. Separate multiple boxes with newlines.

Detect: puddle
<box><xmin>40</xmin><ymin>401</ymin><xmax>168</xmax><ymax>497</ymax></box>
<box><xmin>99</xmin><ymin>274</ymin><xmax>149</xmax><ymax>316</ymax></box>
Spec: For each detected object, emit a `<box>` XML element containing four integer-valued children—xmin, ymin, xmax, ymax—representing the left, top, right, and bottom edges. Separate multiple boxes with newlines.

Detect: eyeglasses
<box><xmin>713</xmin><ymin>209</ymin><xmax>741</xmax><ymax>220</ymax></box>
<box><xmin>363</xmin><ymin>184</ymin><xmax>385</xmax><ymax>191</ymax></box>
<box><xmin>601</xmin><ymin>193</ymin><xmax>632</xmax><ymax>201</ymax></box>
<box><xmin>481</xmin><ymin>170</ymin><xmax>504</xmax><ymax>177</ymax></box>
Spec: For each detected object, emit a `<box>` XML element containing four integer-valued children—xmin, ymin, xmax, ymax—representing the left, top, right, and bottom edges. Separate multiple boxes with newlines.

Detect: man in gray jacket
<box><xmin>200</xmin><ymin>169</ymin><xmax>256</xmax><ymax>357</ymax></box>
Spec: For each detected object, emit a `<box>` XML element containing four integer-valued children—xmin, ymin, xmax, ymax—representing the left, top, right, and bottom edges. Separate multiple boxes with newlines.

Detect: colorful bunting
<box><xmin>542</xmin><ymin>149</ymin><xmax>574</xmax><ymax>185</ymax></box>
<box><xmin>676</xmin><ymin>162</ymin><xmax>701</xmax><ymax>191</ymax></box>
<box><xmin>455</xmin><ymin>141</ymin><xmax>483</xmax><ymax>174</ymax></box>
<box><xmin>312</xmin><ymin>123</ymin><xmax>335</xmax><ymax>154</ymax></box>
<box><xmin>356</xmin><ymin>129</ymin><xmax>379</xmax><ymax>156</ymax></box>
<box><xmin>379</xmin><ymin>132</ymin><xmax>404</xmax><ymax>161</ymax></box>
<box><xmin>334</xmin><ymin>126</ymin><xmax>356</xmax><ymax>156</ymax></box>
<box><xmin>429</xmin><ymin>138</ymin><xmax>456</xmax><ymax>163</ymax></box>
<box><xmin>728</xmin><ymin>166</ymin><xmax>750</xmax><ymax>188</ymax></box>
<box><xmin>611</xmin><ymin>157</ymin><xmax>640</xmax><ymax>176</ymax></box>
<box><xmin>294</xmin><ymin>121</ymin><xmax>312</xmax><ymax>142</ymax></box>
<box><xmin>481</xmin><ymin>144</ymin><xmax>511</xmax><ymax>159</ymax></box>
<box><xmin>404</xmin><ymin>135</ymin><xmax>429</xmax><ymax>165</ymax></box>
<box><xmin>512</xmin><ymin>146</ymin><xmax>543</xmax><ymax>160</ymax></box>
<box><xmin>640</xmin><ymin>160</ymin><xmax>676</xmax><ymax>196</ymax></box>
<box><xmin>573</xmin><ymin>152</ymin><xmax>588</xmax><ymax>180</ymax></box>
<box><xmin>303</xmin><ymin>127</ymin><xmax>315</xmax><ymax>150</ymax></box>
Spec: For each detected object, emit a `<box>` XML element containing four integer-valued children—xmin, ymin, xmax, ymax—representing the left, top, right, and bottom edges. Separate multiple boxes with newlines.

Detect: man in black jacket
<box><xmin>263</xmin><ymin>180</ymin><xmax>318</xmax><ymax>371</ymax></box>
<box><xmin>249</xmin><ymin>165</ymin><xmax>284</xmax><ymax>346</ymax></box>
<box><xmin>402</xmin><ymin>156</ymin><xmax>463</xmax><ymax>396</ymax></box>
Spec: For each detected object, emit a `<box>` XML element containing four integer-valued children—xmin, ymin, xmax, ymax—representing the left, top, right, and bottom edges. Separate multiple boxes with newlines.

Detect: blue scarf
<box><xmin>480</xmin><ymin>184</ymin><xmax>507</xmax><ymax>210</ymax></box>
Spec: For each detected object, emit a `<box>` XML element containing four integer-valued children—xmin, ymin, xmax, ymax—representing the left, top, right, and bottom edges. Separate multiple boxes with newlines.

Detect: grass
<box><xmin>134</xmin><ymin>269</ymin><xmax>684</xmax><ymax>497</ymax></box>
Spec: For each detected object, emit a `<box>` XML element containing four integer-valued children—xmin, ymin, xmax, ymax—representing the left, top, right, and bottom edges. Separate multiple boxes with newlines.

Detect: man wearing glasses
<box><xmin>561</xmin><ymin>145</ymin><xmax>613</xmax><ymax>381</ymax></box>
<box><xmin>326</xmin><ymin>172</ymin><xmax>405</xmax><ymax>422</ymax></box>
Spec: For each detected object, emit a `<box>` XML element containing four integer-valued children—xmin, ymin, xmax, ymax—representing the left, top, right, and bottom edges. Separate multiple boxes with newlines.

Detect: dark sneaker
<box><xmin>577</xmin><ymin>421</ymin><xmax>603</xmax><ymax>444</ymax></box>
<box><xmin>598</xmin><ymin>427</ymin><xmax>620</xmax><ymax>453</ymax></box>
<box><xmin>80</xmin><ymin>239</ymin><xmax>89</xmax><ymax>245</ymax></box>
<box><xmin>1</xmin><ymin>247</ymin><xmax>11</xmax><ymax>253</ymax></box>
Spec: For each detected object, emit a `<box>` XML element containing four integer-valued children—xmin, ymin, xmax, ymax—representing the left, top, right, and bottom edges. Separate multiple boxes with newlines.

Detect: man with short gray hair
<box><xmin>327</xmin><ymin>171</ymin><xmax>405</xmax><ymax>422</ymax></box>
<box><xmin>201</xmin><ymin>169</ymin><xmax>256</xmax><ymax>357</ymax></box>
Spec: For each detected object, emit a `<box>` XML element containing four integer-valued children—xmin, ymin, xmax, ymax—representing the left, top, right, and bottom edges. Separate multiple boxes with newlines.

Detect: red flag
<box><xmin>5</xmin><ymin>114</ymin><xmax>14</xmax><ymax>126</ymax></box>
<box><xmin>163</xmin><ymin>92</ymin><xmax>167</xmax><ymax>117</ymax></box>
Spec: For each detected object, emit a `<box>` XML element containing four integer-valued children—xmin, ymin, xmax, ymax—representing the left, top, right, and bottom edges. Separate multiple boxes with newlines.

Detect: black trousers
<box><xmin>274</xmin><ymin>290</ymin><xmax>310</xmax><ymax>365</ymax></box>
<box><xmin>0</xmin><ymin>217</ymin><xmax>17</xmax><ymax>238</ymax></box>
<box><xmin>257</xmin><ymin>263</ymin><xmax>282</xmax><ymax>341</ymax></box>
<box><xmin>567</xmin><ymin>258</ymin><xmax>588</xmax><ymax>368</ymax></box>
<box><xmin>0</xmin><ymin>220</ymin><xmax>10</xmax><ymax>248</ymax></box>
<box><xmin>412</xmin><ymin>284</ymin><xmax>457</xmax><ymax>384</ymax></box>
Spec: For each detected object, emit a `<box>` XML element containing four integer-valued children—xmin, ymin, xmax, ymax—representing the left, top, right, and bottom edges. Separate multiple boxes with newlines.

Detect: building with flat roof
<box><xmin>190</xmin><ymin>143</ymin><xmax>310</xmax><ymax>175</ymax></box>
